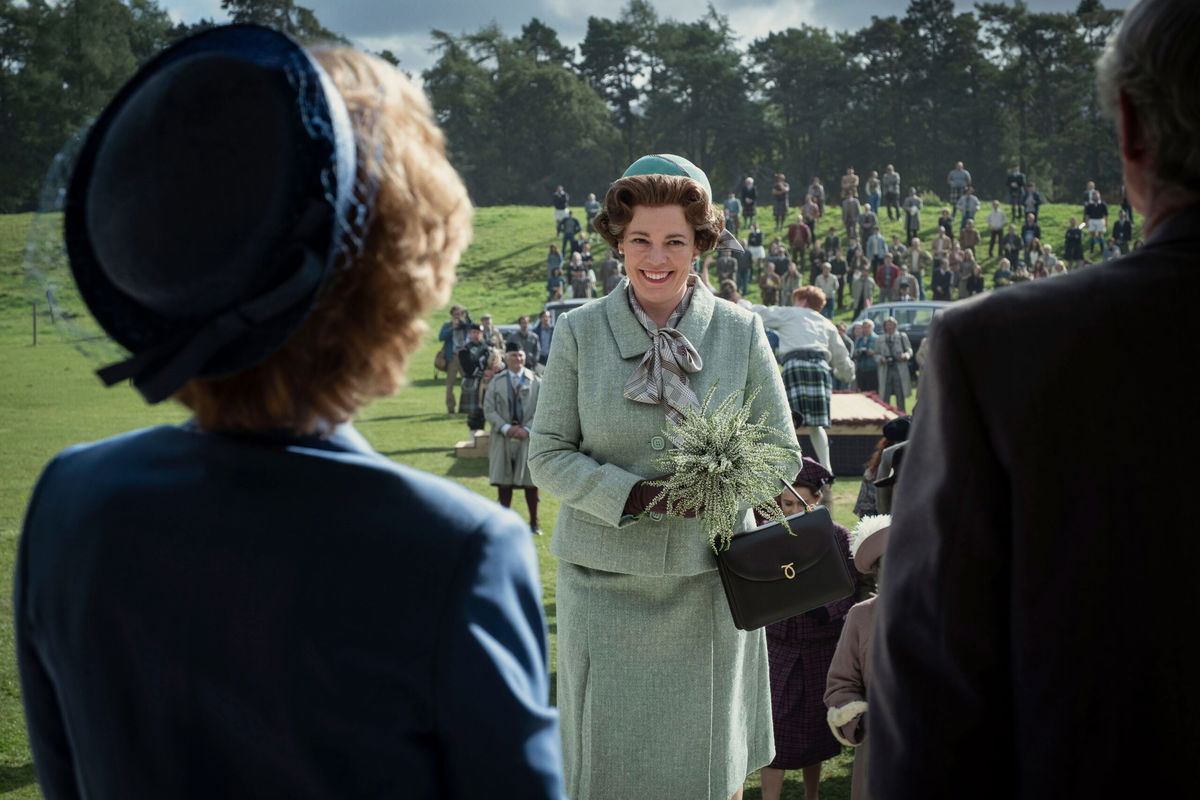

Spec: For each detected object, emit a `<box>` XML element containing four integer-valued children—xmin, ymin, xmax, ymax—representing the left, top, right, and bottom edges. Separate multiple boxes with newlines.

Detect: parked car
<box><xmin>496</xmin><ymin>298</ymin><xmax>594</xmax><ymax>341</ymax></box>
<box><xmin>544</xmin><ymin>297</ymin><xmax>592</xmax><ymax>323</ymax></box>
<box><xmin>852</xmin><ymin>301</ymin><xmax>950</xmax><ymax>374</ymax></box>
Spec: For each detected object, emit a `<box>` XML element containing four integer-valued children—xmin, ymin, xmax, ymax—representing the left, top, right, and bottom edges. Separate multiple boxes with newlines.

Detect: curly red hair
<box><xmin>791</xmin><ymin>285</ymin><xmax>827</xmax><ymax>312</ymax></box>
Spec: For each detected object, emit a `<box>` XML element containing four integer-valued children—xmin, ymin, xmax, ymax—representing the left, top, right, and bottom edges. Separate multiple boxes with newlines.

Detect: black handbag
<box><xmin>715</xmin><ymin>486</ymin><xmax>855</xmax><ymax>632</ymax></box>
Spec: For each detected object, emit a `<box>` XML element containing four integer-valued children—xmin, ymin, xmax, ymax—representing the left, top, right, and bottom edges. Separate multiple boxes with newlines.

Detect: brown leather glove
<box><xmin>623</xmin><ymin>477</ymin><xmax>670</xmax><ymax>517</ymax></box>
<box><xmin>622</xmin><ymin>476</ymin><xmax>700</xmax><ymax>518</ymax></box>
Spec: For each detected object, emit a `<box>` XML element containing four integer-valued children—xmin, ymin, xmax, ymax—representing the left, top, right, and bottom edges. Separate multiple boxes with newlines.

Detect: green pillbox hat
<box><xmin>622</xmin><ymin>154</ymin><xmax>713</xmax><ymax>201</ymax></box>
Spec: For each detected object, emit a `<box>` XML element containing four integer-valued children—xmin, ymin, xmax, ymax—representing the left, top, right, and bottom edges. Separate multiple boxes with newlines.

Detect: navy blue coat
<box><xmin>15</xmin><ymin>422</ymin><xmax>564</xmax><ymax>799</ymax></box>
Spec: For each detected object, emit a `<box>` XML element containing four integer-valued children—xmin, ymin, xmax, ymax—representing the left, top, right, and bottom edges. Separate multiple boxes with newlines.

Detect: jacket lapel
<box><xmin>605</xmin><ymin>280</ymin><xmax>653</xmax><ymax>359</ymax></box>
<box><xmin>675</xmin><ymin>280</ymin><xmax>714</xmax><ymax>351</ymax></box>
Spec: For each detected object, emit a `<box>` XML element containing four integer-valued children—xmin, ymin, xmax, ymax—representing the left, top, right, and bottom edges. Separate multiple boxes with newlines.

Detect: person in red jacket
<box><xmin>787</xmin><ymin>214</ymin><xmax>812</xmax><ymax>263</ymax></box>
<box><xmin>874</xmin><ymin>254</ymin><xmax>900</xmax><ymax>303</ymax></box>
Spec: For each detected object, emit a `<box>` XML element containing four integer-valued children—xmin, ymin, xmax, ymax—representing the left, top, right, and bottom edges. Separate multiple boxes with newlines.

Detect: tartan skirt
<box><xmin>782</xmin><ymin>357</ymin><xmax>832</xmax><ymax>428</ymax></box>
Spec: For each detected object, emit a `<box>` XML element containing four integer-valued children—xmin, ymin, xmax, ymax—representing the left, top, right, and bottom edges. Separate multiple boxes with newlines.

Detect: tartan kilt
<box><xmin>459</xmin><ymin>375</ymin><xmax>482</xmax><ymax>416</ymax></box>
<box><xmin>782</xmin><ymin>357</ymin><xmax>832</xmax><ymax>428</ymax></box>
<box><xmin>949</xmin><ymin>185</ymin><xmax>964</xmax><ymax>206</ymax></box>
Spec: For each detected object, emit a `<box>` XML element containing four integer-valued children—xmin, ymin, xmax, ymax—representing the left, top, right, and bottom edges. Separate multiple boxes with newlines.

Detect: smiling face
<box><xmin>621</xmin><ymin>204</ymin><xmax>698</xmax><ymax>318</ymax></box>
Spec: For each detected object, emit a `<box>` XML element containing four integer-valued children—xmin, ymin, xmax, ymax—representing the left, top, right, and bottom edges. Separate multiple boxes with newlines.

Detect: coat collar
<box><xmin>1143</xmin><ymin>203</ymin><xmax>1200</xmax><ymax>251</ymax></box>
<box><xmin>504</xmin><ymin>367</ymin><xmax>536</xmax><ymax>385</ymax></box>
<box><xmin>604</xmin><ymin>275</ymin><xmax>715</xmax><ymax>359</ymax></box>
<box><xmin>182</xmin><ymin>419</ymin><xmax>376</xmax><ymax>457</ymax></box>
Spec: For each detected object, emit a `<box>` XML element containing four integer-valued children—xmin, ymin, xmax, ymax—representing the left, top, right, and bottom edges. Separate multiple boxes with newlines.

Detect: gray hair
<box><xmin>1096</xmin><ymin>0</ymin><xmax>1200</xmax><ymax>189</ymax></box>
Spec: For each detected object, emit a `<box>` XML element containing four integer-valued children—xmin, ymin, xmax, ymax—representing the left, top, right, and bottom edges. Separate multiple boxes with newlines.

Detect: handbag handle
<box><xmin>779</xmin><ymin>478</ymin><xmax>815</xmax><ymax>514</ymax></box>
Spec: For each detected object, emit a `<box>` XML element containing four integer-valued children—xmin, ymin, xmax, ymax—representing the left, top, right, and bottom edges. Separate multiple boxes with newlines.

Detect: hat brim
<box><xmin>853</xmin><ymin>526</ymin><xmax>890</xmax><ymax>573</ymax></box>
<box><xmin>873</xmin><ymin>441</ymin><xmax>907</xmax><ymax>487</ymax></box>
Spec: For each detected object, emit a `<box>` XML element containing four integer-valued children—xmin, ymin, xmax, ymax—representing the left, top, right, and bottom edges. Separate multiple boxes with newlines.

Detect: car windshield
<box><xmin>866</xmin><ymin>306</ymin><xmax>936</xmax><ymax>328</ymax></box>
<box><xmin>547</xmin><ymin>299</ymin><xmax>590</xmax><ymax>323</ymax></box>
<box><xmin>909</xmin><ymin>308</ymin><xmax>935</xmax><ymax>326</ymax></box>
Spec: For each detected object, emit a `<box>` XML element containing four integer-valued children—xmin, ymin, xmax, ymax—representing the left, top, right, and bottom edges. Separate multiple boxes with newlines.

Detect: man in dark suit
<box><xmin>868</xmin><ymin>1</ymin><xmax>1200</xmax><ymax>800</ymax></box>
<box><xmin>16</xmin><ymin>26</ymin><xmax>563</xmax><ymax>799</ymax></box>
<box><xmin>868</xmin><ymin>1</ymin><xmax>1200</xmax><ymax>797</ymax></box>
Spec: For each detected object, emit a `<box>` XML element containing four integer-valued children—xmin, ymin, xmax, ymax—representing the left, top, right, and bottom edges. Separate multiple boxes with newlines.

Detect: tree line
<box><xmin>0</xmin><ymin>0</ymin><xmax>1124</xmax><ymax>214</ymax></box>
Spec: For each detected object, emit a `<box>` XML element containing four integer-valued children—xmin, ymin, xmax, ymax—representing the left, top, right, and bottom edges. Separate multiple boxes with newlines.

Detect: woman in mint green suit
<box><xmin>530</xmin><ymin>155</ymin><xmax>801</xmax><ymax>800</ymax></box>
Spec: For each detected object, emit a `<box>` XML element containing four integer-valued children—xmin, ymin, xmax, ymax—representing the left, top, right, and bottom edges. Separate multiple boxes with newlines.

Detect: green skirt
<box><xmin>557</xmin><ymin>560</ymin><xmax>774</xmax><ymax>799</ymax></box>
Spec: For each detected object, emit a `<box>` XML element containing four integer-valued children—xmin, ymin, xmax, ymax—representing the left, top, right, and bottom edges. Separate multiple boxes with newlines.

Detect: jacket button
<box><xmin>649</xmin><ymin>512</ymin><xmax>664</xmax><ymax>521</ymax></box>
<box><xmin>650</xmin><ymin>435</ymin><xmax>665</xmax><ymax>451</ymax></box>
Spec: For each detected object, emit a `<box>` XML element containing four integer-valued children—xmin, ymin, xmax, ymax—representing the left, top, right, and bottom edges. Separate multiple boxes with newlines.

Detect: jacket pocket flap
<box><xmin>718</xmin><ymin>507</ymin><xmax>835</xmax><ymax>581</ymax></box>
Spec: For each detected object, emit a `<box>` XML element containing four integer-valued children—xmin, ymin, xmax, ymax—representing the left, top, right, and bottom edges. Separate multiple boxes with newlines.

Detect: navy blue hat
<box><xmin>66</xmin><ymin>24</ymin><xmax>355</xmax><ymax>403</ymax></box>
<box><xmin>883</xmin><ymin>415</ymin><xmax>912</xmax><ymax>443</ymax></box>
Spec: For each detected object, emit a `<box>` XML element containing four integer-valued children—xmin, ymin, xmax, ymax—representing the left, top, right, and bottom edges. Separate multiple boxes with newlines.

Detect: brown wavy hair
<box><xmin>176</xmin><ymin>47</ymin><xmax>472</xmax><ymax>433</ymax></box>
<box><xmin>592</xmin><ymin>174</ymin><xmax>725</xmax><ymax>253</ymax></box>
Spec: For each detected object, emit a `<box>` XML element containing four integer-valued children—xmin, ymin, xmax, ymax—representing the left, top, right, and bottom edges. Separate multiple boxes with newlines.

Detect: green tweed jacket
<box><xmin>528</xmin><ymin>280</ymin><xmax>801</xmax><ymax>577</ymax></box>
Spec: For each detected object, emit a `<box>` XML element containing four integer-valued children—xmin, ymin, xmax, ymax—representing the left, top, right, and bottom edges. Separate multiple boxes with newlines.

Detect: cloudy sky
<box><xmin>162</xmin><ymin>0</ymin><xmax>1131</xmax><ymax>75</ymax></box>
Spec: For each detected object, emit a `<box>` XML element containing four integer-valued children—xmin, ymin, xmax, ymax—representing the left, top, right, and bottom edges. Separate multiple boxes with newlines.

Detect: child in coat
<box><xmin>824</xmin><ymin>515</ymin><xmax>891</xmax><ymax>800</ymax></box>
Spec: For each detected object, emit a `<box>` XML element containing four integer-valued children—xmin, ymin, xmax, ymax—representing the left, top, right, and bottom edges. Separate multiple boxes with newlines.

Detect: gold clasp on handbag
<box><xmin>781</xmin><ymin>562</ymin><xmax>796</xmax><ymax>579</ymax></box>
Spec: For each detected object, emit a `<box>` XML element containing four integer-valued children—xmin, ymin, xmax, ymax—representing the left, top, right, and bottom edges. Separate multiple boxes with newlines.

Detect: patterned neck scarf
<box><xmin>623</xmin><ymin>276</ymin><xmax>703</xmax><ymax>429</ymax></box>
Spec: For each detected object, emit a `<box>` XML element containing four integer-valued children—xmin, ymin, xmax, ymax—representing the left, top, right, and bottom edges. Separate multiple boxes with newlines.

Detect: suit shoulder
<box><xmin>845</xmin><ymin>596</ymin><xmax>877</xmax><ymax>627</ymax></box>
<box><xmin>710</xmin><ymin>295</ymin><xmax>758</xmax><ymax>327</ymax></box>
<box><xmin>35</xmin><ymin>426</ymin><xmax>526</xmax><ymax>547</ymax></box>
<box><xmin>39</xmin><ymin>425</ymin><xmax>185</xmax><ymax>476</ymax></box>
<box><xmin>937</xmin><ymin>265</ymin><xmax>1109</xmax><ymax>338</ymax></box>
<box><xmin>302</xmin><ymin>448</ymin><xmax>532</xmax><ymax>548</ymax></box>
<box><xmin>557</xmin><ymin>296</ymin><xmax>606</xmax><ymax>328</ymax></box>
<box><xmin>709</xmin><ymin>297</ymin><xmax>764</xmax><ymax>343</ymax></box>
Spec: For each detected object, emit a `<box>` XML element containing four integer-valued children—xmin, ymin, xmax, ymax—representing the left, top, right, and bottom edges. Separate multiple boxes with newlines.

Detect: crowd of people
<box><xmin>535</xmin><ymin>166</ymin><xmax>1136</xmax><ymax>424</ymax></box>
<box><xmin>548</xmin><ymin>164</ymin><xmax>1137</xmax><ymax>328</ymax></box>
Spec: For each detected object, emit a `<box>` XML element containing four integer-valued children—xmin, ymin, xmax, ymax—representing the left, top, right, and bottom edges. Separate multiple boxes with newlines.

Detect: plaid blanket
<box><xmin>782</xmin><ymin>356</ymin><xmax>832</xmax><ymax>428</ymax></box>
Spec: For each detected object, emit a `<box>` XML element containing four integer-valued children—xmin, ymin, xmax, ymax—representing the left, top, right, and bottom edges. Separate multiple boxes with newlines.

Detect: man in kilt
<box><xmin>458</xmin><ymin>323</ymin><xmax>498</xmax><ymax>432</ymax></box>
<box><xmin>750</xmin><ymin>285</ymin><xmax>855</xmax><ymax>469</ymax></box>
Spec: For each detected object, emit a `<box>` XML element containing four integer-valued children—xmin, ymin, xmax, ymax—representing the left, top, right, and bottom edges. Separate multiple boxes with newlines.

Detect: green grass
<box><xmin>0</xmin><ymin>198</ymin><xmax>1126</xmax><ymax>797</ymax></box>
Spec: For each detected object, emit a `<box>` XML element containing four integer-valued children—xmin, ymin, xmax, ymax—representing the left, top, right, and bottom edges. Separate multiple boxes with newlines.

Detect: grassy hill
<box><xmin>0</xmin><ymin>198</ymin><xmax>1139</xmax><ymax>798</ymax></box>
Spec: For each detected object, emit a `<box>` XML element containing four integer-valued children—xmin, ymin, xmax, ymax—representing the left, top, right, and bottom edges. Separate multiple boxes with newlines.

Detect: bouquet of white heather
<box><xmin>648</xmin><ymin>384</ymin><xmax>800</xmax><ymax>552</ymax></box>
